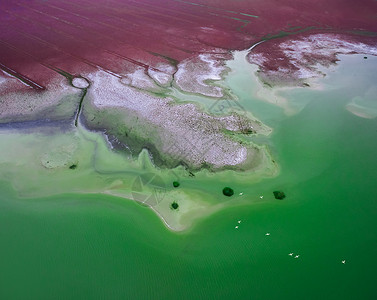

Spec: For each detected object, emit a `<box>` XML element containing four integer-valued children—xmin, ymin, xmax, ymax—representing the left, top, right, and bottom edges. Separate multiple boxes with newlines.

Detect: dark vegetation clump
<box><xmin>69</xmin><ymin>164</ymin><xmax>77</xmax><ymax>170</ymax></box>
<box><xmin>222</xmin><ymin>187</ymin><xmax>234</xmax><ymax>197</ymax></box>
<box><xmin>241</xmin><ymin>128</ymin><xmax>255</xmax><ymax>134</ymax></box>
<box><xmin>171</xmin><ymin>201</ymin><xmax>179</xmax><ymax>210</ymax></box>
<box><xmin>273</xmin><ymin>191</ymin><xmax>286</xmax><ymax>200</ymax></box>
<box><xmin>173</xmin><ymin>181</ymin><xmax>180</xmax><ymax>188</ymax></box>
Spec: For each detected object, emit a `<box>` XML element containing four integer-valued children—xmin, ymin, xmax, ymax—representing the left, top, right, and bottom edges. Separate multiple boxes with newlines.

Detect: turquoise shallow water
<box><xmin>0</xmin><ymin>54</ymin><xmax>376</xmax><ymax>299</ymax></box>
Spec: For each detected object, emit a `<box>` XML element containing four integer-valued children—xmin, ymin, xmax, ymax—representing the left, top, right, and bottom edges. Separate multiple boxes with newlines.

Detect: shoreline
<box><xmin>1</xmin><ymin>31</ymin><xmax>376</xmax><ymax>231</ymax></box>
<box><xmin>0</xmin><ymin>116</ymin><xmax>278</xmax><ymax>231</ymax></box>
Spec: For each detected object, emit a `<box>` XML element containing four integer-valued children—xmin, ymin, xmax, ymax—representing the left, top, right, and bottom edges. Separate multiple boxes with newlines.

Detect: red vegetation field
<box><xmin>0</xmin><ymin>0</ymin><xmax>376</xmax><ymax>89</ymax></box>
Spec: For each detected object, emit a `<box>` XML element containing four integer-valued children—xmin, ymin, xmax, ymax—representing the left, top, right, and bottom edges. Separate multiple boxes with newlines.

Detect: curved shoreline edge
<box><xmin>1</xmin><ymin>32</ymin><xmax>376</xmax><ymax>231</ymax></box>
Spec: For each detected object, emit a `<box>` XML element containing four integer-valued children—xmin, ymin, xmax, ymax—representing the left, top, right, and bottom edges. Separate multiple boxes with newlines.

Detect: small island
<box><xmin>273</xmin><ymin>191</ymin><xmax>286</xmax><ymax>200</ymax></box>
<box><xmin>222</xmin><ymin>187</ymin><xmax>234</xmax><ymax>197</ymax></box>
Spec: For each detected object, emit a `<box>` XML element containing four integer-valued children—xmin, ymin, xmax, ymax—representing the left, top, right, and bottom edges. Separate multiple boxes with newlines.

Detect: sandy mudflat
<box><xmin>0</xmin><ymin>72</ymin><xmax>83</xmax><ymax>124</ymax></box>
<box><xmin>83</xmin><ymin>69</ymin><xmax>274</xmax><ymax>172</ymax></box>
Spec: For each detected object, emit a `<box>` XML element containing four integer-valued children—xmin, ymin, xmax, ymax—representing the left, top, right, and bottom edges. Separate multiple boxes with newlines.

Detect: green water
<box><xmin>1</xmin><ymin>54</ymin><xmax>376</xmax><ymax>299</ymax></box>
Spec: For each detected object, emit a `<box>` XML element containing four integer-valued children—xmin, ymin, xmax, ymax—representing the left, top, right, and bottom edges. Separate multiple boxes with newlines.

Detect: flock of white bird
<box><xmin>234</xmin><ymin>215</ymin><xmax>346</xmax><ymax>264</ymax></box>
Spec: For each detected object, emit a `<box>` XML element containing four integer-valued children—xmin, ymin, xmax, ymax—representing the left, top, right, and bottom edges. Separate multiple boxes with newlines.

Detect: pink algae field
<box><xmin>0</xmin><ymin>0</ymin><xmax>376</xmax><ymax>90</ymax></box>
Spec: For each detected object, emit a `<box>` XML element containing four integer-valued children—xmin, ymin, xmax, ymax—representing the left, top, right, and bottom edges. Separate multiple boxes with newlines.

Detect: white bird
<box><xmin>294</xmin><ymin>255</ymin><xmax>300</xmax><ymax>259</ymax></box>
<box><xmin>235</xmin><ymin>226</ymin><xmax>239</xmax><ymax>229</ymax></box>
<box><xmin>265</xmin><ymin>233</ymin><xmax>270</xmax><ymax>236</ymax></box>
<box><xmin>289</xmin><ymin>253</ymin><xmax>294</xmax><ymax>256</ymax></box>
<box><xmin>260</xmin><ymin>196</ymin><xmax>264</xmax><ymax>199</ymax></box>
<box><xmin>238</xmin><ymin>220</ymin><xmax>241</xmax><ymax>224</ymax></box>
<box><xmin>342</xmin><ymin>260</ymin><xmax>346</xmax><ymax>264</ymax></box>
<box><xmin>239</xmin><ymin>192</ymin><xmax>244</xmax><ymax>196</ymax></box>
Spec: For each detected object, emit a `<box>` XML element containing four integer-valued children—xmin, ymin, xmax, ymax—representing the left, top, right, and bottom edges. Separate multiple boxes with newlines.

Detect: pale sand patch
<box><xmin>346</xmin><ymin>104</ymin><xmax>376</xmax><ymax>119</ymax></box>
<box><xmin>255</xmin><ymin>85</ymin><xmax>297</xmax><ymax>115</ymax></box>
<box><xmin>120</xmin><ymin>67</ymin><xmax>162</xmax><ymax>92</ymax></box>
<box><xmin>345</xmin><ymin>85</ymin><xmax>377</xmax><ymax>119</ymax></box>
<box><xmin>175</xmin><ymin>53</ymin><xmax>231</xmax><ymax>98</ymax></box>
<box><xmin>104</xmin><ymin>187</ymin><xmax>220</xmax><ymax>232</ymax></box>
<box><xmin>72</xmin><ymin>77</ymin><xmax>90</xmax><ymax>89</ymax></box>
<box><xmin>148</xmin><ymin>63</ymin><xmax>176</xmax><ymax>87</ymax></box>
<box><xmin>151</xmin><ymin>189</ymin><xmax>220</xmax><ymax>232</ymax></box>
